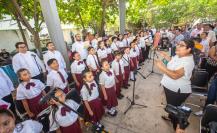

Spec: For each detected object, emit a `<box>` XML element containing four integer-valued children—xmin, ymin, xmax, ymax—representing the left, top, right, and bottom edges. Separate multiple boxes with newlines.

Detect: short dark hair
<box><xmin>15</xmin><ymin>42</ymin><xmax>27</xmax><ymax>48</ymax></box>
<box><xmin>112</xmin><ymin>36</ymin><xmax>117</xmax><ymax>42</ymax></box>
<box><xmin>17</xmin><ymin>68</ymin><xmax>29</xmax><ymax>78</ymax></box>
<box><xmin>87</xmin><ymin>46</ymin><xmax>94</xmax><ymax>52</ymax></box>
<box><xmin>183</xmin><ymin>39</ymin><xmax>195</xmax><ymax>54</ymax></box>
<box><xmin>101</xmin><ymin>59</ymin><xmax>108</xmax><ymax>66</ymax></box>
<box><xmin>114</xmin><ymin>51</ymin><xmax>122</xmax><ymax>56</ymax></box>
<box><xmin>46</xmin><ymin>42</ymin><xmax>53</xmax><ymax>47</ymax></box>
<box><xmin>47</xmin><ymin>58</ymin><xmax>57</xmax><ymax>66</ymax></box>
<box><xmin>0</xmin><ymin>109</ymin><xmax>14</xmax><ymax>119</ymax></box>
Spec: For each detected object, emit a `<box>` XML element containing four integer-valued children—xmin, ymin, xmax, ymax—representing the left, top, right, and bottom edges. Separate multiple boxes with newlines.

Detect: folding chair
<box><xmin>200</xmin><ymin>104</ymin><xmax>217</xmax><ymax>133</ymax></box>
<box><xmin>14</xmin><ymin>100</ymin><xmax>28</xmax><ymax>120</ymax></box>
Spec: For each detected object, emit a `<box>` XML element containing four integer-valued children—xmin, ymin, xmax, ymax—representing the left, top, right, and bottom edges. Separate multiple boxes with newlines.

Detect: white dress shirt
<box><xmin>129</xmin><ymin>48</ymin><xmax>138</xmax><ymax>58</ymax></box>
<box><xmin>0</xmin><ymin>69</ymin><xmax>14</xmax><ymax>98</ymax></box>
<box><xmin>99</xmin><ymin>69</ymin><xmax>116</xmax><ymax>88</ymax></box>
<box><xmin>43</xmin><ymin>50</ymin><xmax>66</xmax><ymax>71</ymax></box>
<box><xmin>71</xmin><ymin>41</ymin><xmax>88</xmax><ymax>60</ymax></box>
<box><xmin>97</xmin><ymin>48</ymin><xmax>108</xmax><ymax>60</ymax></box>
<box><xmin>49</xmin><ymin>99</ymin><xmax>79</xmax><ymax>131</ymax></box>
<box><xmin>161</xmin><ymin>55</ymin><xmax>195</xmax><ymax>93</ymax></box>
<box><xmin>111</xmin><ymin>42</ymin><xmax>119</xmax><ymax>51</ymax></box>
<box><xmin>200</xmin><ymin>39</ymin><xmax>210</xmax><ymax>57</ymax></box>
<box><xmin>12</xmin><ymin>51</ymin><xmax>46</xmax><ymax>77</ymax></box>
<box><xmin>91</xmin><ymin>39</ymin><xmax>98</xmax><ymax>50</ymax></box>
<box><xmin>81</xmin><ymin>81</ymin><xmax>99</xmax><ymax>101</ymax></box>
<box><xmin>207</xmin><ymin>30</ymin><xmax>217</xmax><ymax>43</ymax></box>
<box><xmin>140</xmin><ymin>37</ymin><xmax>146</xmax><ymax>48</ymax></box>
<box><xmin>16</xmin><ymin>79</ymin><xmax>45</xmax><ymax>100</ymax></box>
<box><xmin>122</xmin><ymin>54</ymin><xmax>130</xmax><ymax>67</ymax></box>
<box><xmin>47</xmin><ymin>69</ymin><xmax>68</xmax><ymax>90</ymax></box>
<box><xmin>86</xmin><ymin>54</ymin><xmax>99</xmax><ymax>70</ymax></box>
<box><xmin>13</xmin><ymin>120</ymin><xmax>43</xmax><ymax>133</ymax></box>
<box><xmin>70</xmin><ymin>60</ymin><xmax>86</xmax><ymax>74</ymax></box>
<box><xmin>111</xmin><ymin>59</ymin><xmax>124</xmax><ymax>75</ymax></box>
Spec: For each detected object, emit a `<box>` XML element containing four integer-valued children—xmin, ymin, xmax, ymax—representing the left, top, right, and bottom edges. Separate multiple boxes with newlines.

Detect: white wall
<box><xmin>0</xmin><ymin>29</ymin><xmax>34</xmax><ymax>52</ymax></box>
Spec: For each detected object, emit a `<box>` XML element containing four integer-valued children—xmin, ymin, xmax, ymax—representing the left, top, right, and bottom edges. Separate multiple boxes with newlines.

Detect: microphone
<box><xmin>39</xmin><ymin>87</ymin><xmax>56</xmax><ymax>105</ymax></box>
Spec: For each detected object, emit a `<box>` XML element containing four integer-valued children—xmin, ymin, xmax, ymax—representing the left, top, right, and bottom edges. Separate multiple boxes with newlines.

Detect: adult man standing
<box><xmin>12</xmin><ymin>42</ymin><xmax>46</xmax><ymax>82</ymax></box>
<box><xmin>171</xmin><ymin>29</ymin><xmax>185</xmax><ymax>56</ymax></box>
<box><xmin>203</xmin><ymin>23</ymin><xmax>216</xmax><ymax>47</ymax></box>
<box><xmin>43</xmin><ymin>42</ymin><xmax>66</xmax><ymax>72</ymax></box>
<box><xmin>190</xmin><ymin>23</ymin><xmax>203</xmax><ymax>38</ymax></box>
<box><xmin>71</xmin><ymin>34</ymin><xmax>88</xmax><ymax>61</ymax></box>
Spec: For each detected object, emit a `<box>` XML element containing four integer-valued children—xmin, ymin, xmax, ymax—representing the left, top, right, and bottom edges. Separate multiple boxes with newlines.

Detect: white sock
<box><xmin>130</xmin><ymin>72</ymin><xmax>134</xmax><ymax>79</ymax></box>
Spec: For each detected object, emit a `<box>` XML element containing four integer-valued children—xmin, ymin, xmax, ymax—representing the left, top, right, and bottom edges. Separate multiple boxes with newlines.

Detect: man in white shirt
<box><xmin>71</xmin><ymin>34</ymin><xmax>88</xmax><ymax>61</ymax></box>
<box><xmin>203</xmin><ymin>24</ymin><xmax>216</xmax><ymax>47</ymax></box>
<box><xmin>190</xmin><ymin>23</ymin><xmax>203</xmax><ymax>38</ymax></box>
<box><xmin>12</xmin><ymin>42</ymin><xmax>46</xmax><ymax>82</ymax></box>
<box><xmin>43</xmin><ymin>42</ymin><xmax>66</xmax><ymax>72</ymax></box>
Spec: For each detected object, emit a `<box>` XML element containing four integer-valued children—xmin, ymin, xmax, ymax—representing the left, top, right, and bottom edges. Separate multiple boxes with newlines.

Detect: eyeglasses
<box><xmin>176</xmin><ymin>43</ymin><xmax>187</xmax><ymax>48</ymax></box>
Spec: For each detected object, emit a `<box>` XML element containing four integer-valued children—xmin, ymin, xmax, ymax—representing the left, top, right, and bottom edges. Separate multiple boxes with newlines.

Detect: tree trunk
<box><xmin>33</xmin><ymin>31</ymin><xmax>42</xmax><ymax>58</ymax></box>
<box><xmin>14</xmin><ymin>13</ymin><xmax>27</xmax><ymax>45</ymax></box>
<box><xmin>99</xmin><ymin>0</ymin><xmax>106</xmax><ymax>37</ymax></box>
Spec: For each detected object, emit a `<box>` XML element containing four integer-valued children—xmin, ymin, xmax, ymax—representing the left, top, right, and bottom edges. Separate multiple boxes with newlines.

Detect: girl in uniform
<box><xmin>99</xmin><ymin>60</ymin><xmax>118</xmax><ymax>116</ymax></box>
<box><xmin>111</xmin><ymin>51</ymin><xmax>125</xmax><ymax>99</ymax></box>
<box><xmin>49</xmin><ymin>88</ymin><xmax>82</xmax><ymax>133</ymax></box>
<box><xmin>86</xmin><ymin>47</ymin><xmax>100</xmax><ymax>77</ymax></box>
<box><xmin>47</xmin><ymin>58</ymin><xmax>69</xmax><ymax>94</ymax></box>
<box><xmin>111</xmin><ymin>36</ymin><xmax>120</xmax><ymax>52</ymax></box>
<box><xmin>81</xmin><ymin>70</ymin><xmax>104</xmax><ymax>129</ymax></box>
<box><xmin>104</xmin><ymin>39</ymin><xmax>114</xmax><ymax>63</ymax></box>
<box><xmin>71</xmin><ymin>52</ymin><xmax>86</xmax><ymax>94</ymax></box>
<box><xmin>16</xmin><ymin>68</ymin><xmax>48</xmax><ymax>118</ymax></box>
<box><xmin>129</xmin><ymin>40</ymin><xmax>139</xmax><ymax>81</ymax></box>
<box><xmin>122</xmin><ymin>47</ymin><xmax>131</xmax><ymax>89</ymax></box>
<box><xmin>0</xmin><ymin>108</ymin><xmax>43</xmax><ymax>133</ymax></box>
<box><xmin>97</xmin><ymin>41</ymin><xmax>108</xmax><ymax>63</ymax></box>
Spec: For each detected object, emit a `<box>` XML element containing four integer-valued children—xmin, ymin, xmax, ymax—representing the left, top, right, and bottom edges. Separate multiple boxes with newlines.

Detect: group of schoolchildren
<box><xmin>0</xmin><ymin>31</ymin><xmax>153</xmax><ymax>133</ymax></box>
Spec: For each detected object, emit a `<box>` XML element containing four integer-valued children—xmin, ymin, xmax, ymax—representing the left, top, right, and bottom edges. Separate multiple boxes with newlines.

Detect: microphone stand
<box><xmin>146</xmin><ymin>48</ymin><xmax>161</xmax><ymax>78</ymax></box>
<box><xmin>122</xmin><ymin>56</ymin><xmax>147</xmax><ymax>115</ymax></box>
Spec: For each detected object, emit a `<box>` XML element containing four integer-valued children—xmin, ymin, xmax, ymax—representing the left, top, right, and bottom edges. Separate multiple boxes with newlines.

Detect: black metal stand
<box><xmin>124</xmin><ymin>70</ymin><xmax>147</xmax><ymax>115</ymax></box>
<box><xmin>146</xmin><ymin>49</ymin><xmax>161</xmax><ymax>78</ymax></box>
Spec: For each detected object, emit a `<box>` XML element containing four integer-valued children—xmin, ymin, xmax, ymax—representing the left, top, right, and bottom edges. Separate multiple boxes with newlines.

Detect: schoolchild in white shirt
<box><xmin>71</xmin><ymin>52</ymin><xmax>86</xmax><ymax>94</ymax></box>
<box><xmin>16</xmin><ymin>68</ymin><xmax>48</xmax><ymax>118</ymax></box>
<box><xmin>122</xmin><ymin>47</ymin><xmax>131</xmax><ymax>88</ymax></box>
<box><xmin>111</xmin><ymin>51</ymin><xmax>125</xmax><ymax>99</ymax></box>
<box><xmin>47</xmin><ymin>58</ymin><xmax>69</xmax><ymax>94</ymax></box>
<box><xmin>81</xmin><ymin>71</ymin><xmax>104</xmax><ymax>129</ymax></box>
<box><xmin>129</xmin><ymin>41</ymin><xmax>139</xmax><ymax>81</ymax></box>
<box><xmin>111</xmin><ymin>36</ymin><xmax>120</xmax><ymax>52</ymax></box>
<box><xmin>99</xmin><ymin>60</ymin><xmax>118</xmax><ymax>116</ymax></box>
<box><xmin>49</xmin><ymin>88</ymin><xmax>82</xmax><ymax>133</ymax></box>
<box><xmin>86</xmin><ymin>47</ymin><xmax>100</xmax><ymax>77</ymax></box>
<box><xmin>104</xmin><ymin>39</ymin><xmax>114</xmax><ymax>63</ymax></box>
<box><xmin>97</xmin><ymin>41</ymin><xmax>108</xmax><ymax>63</ymax></box>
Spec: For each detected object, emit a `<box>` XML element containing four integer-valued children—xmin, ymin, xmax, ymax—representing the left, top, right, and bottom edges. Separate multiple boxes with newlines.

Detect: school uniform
<box><xmin>16</xmin><ymin>79</ymin><xmax>48</xmax><ymax>116</ymax></box>
<box><xmin>86</xmin><ymin>54</ymin><xmax>100</xmax><ymax>76</ymax></box>
<box><xmin>71</xmin><ymin>60</ymin><xmax>86</xmax><ymax>93</ymax></box>
<box><xmin>111</xmin><ymin>59</ymin><xmax>124</xmax><ymax>96</ymax></box>
<box><xmin>12</xmin><ymin>51</ymin><xmax>46</xmax><ymax>82</ymax></box>
<box><xmin>144</xmin><ymin>35</ymin><xmax>153</xmax><ymax>60</ymax></box>
<box><xmin>43</xmin><ymin>50</ymin><xmax>66</xmax><ymax>72</ymax></box>
<box><xmin>47</xmin><ymin>69</ymin><xmax>69</xmax><ymax>94</ymax></box>
<box><xmin>0</xmin><ymin>69</ymin><xmax>16</xmax><ymax>114</ymax></box>
<box><xmin>99</xmin><ymin>70</ymin><xmax>118</xmax><ymax>109</ymax></box>
<box><xmin>122</xmin><ymin>39</ymin><xmax>129</xmax><ymax>47</ymax></box>
<box><xmin>122</xmin><ymin>54</ymin><xmax>130</xmax><ymax>87</ymax></box>
<box><xmin>111</xmin><ymin>42</ymin><xmax>119</xmax><ymax>52</ymax></box>
<box><xmin>49</xmin><ymin>99</ymin><xmax>82</xmax><ymax>133</ymax></box>
<box><xmin>129</xmin><ymin>48</ymin><xmax>138</xmax><ymax>80</ymax></box>
<box><xmin>81</xmin><ymin>81</ymin><xmax>104</xmax><ymax>123</ymax></box>
<box><xmin>106</xmin><ymin>47</ymin><xmax>114</xmax><ymax>63</ymax></box>
<box><xmin>97</xmin><ymin>48</ymin><xmax>108</xmax><ymax>62</ymax></box>
<box><xmin>13</xmin><ymin>119</ymin><xmax>43</xmax><ymax>133</ymax></box>
<box><xmin>140</xmin><ymin>37</ymin><xmax>146</xmax><ymax>61</ymax></box>
<box><xmin>72</xmin><ymin>41</ymin><xmax>88</xmax><ymax>60</ymax></box>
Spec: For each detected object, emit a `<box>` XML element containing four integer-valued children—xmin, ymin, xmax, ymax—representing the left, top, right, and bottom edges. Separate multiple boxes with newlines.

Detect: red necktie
<box><xmin>26</xmin><ymin>82</ymin><xmax>36</xmax><ymax>90</ymax></box>
<box><xmin>57</xmin><ymin>71</ymin><xmax>66</xmax><ymax>83</ymax></box>
<box><xmin>61</xmin><ymin>107</ymin><xmax>70</xmax><ymax>116</ymax></box>
<box><xmin>78</xmin><ymin>61</ymin><xmax>83</xmax><ymax>65</ymax></box>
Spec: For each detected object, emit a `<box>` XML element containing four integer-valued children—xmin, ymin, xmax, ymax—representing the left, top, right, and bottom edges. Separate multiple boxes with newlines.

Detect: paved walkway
<box><xmin>90</xmin><ymin>60</ymin><xmax>201</xmax><ymax>133</ymax></box>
